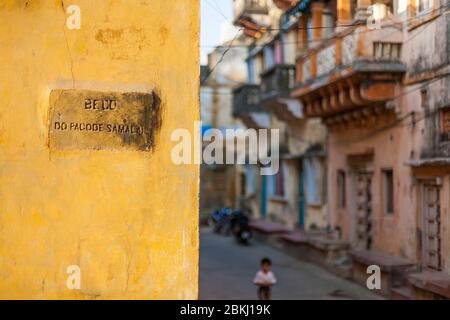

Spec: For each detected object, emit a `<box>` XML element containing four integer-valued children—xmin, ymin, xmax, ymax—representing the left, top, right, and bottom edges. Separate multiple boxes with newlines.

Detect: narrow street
<box><xmin>199</xmin><ymin>228</ymin><xmax>382</xmax><ymax>300</ymax></box>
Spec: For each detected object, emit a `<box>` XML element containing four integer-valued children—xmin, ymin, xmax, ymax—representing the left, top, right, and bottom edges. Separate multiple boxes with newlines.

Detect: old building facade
<box><xmin>200</xmin><ymin>38</ymin><xmax>248</xmax><ymax>215</ymax></box>
<box><xmin>290</xmin><ymin>0</ymin><xmax>450</xmax><ymax>298</ymax></box>
<box><xmin>231</xmin><ymin>0</ymin><xmax>450</xmax><ymax>299</ymax></box>
<box><xmin>232</xmin><ymin>0</ymin><xmax>329</xmax><ymax>230</ymax></box>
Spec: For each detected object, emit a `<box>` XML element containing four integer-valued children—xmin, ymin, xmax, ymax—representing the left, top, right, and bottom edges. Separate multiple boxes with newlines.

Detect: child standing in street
<box><xmin>253</xmin><ymin>257</ymin><xmax>277</xmax><ymax>300</ymax></box>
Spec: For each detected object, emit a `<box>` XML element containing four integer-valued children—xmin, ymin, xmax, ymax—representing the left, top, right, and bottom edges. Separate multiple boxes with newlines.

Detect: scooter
<box><xmin>230</xmin><ymin>210</ymin><xmax>252</xmax><ymax>244</ymax></box>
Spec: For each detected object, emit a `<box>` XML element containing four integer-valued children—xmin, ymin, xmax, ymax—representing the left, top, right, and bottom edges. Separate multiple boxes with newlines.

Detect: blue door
<box><xmin>298</xmin><ymin>170</ymin><xmax>305</xmax><ymax>228</ymax></box>
<box><xmin>261</xmin><ymin>175</ymin><xmax>267</xmax><ymax>220</ymax></box>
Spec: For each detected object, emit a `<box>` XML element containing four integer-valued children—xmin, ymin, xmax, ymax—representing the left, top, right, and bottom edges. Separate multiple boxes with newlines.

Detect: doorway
<box><xmin>261</xmin><ymin>174</ymin><xmax>267</xmax><ymax>220</ymax></box>
<box><xmin>298</xmin><ymin>169</ymin><xmax>305</xmax><ymax>228</ymax></box>
<box><xmin>353</xmin><ymin>171</ymin><xmax>374</xmax><ymax>250</ymax></box>
<box><xmin>421</xmin><ymin>180</ymin><xmax>442</xmax><ymax>271</ymax></box>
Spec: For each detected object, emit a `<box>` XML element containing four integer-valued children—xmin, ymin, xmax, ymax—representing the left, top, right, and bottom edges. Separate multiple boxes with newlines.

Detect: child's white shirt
<box><xmin>253</xmin><ymin>270</ymin><xmax>277</xmax><ymax>286</ymax></box>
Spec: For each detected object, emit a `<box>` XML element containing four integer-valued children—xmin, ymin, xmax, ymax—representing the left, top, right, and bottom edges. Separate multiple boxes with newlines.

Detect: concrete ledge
<box><xmin>408</xmin><ymin>271</ymin><xmax>450</xmax><ymax>299</ymax></box>
<box><xmin>248</xmin><ymin>220</ymin><xmax>352</xmax><ymax>278</ymax></box>
<box><xmin>278</xmin><ymin>231</ymin><xmax>308</xmax><ymax>244</ymax></box>
<box><xmin>309</xmin><ymin>238</ymin><xmax>350</xmax><ymax>252</ymax></box>
<box><xmin>350</xmin><ymin>250</ymin><xmax>415</xmax><ymax>272</ymax></box>
<box><xmin>248</xmin><ymin>220</ymin><xmax>290</xmax><ymax>248</ymax></box>
<box><xmin>350</xmin><ymin>250</ymin><xmax>416</xmax><ymax>297</ymax></box>
<box><xmin>277</xmin><ymin>232</ymin><xmax>351</xmax><ymax>278</ymax></box>
<box><xmin>249</xmin><ymin>220</ymin><xmax>290</xmax><ymax>234</ymax></box>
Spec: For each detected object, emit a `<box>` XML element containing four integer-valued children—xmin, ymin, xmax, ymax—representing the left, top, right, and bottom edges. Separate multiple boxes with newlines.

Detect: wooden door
<box><xmin>422</xmin><ymin>182</ymin><xmax>442</xmax><ymax>270</ymax></box>
<box><xmin>355</xmin><ymin>172</ymin><xmax>373</xmax><ymax>250</ymax></box>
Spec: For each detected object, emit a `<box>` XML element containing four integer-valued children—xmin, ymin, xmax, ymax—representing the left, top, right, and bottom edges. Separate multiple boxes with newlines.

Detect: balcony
<box><xmin>292</xmin><ymin>24</ymin><xmax>406</xmax><ymax>122</ymax></box>
<box><xmin>407</xmin><ymin>107</ymin><xmax>450</xmax><ymax>168</ymax></box>
<box><xmin>233</xmin><ymin>0</ymin><xmax>268</xmax><ymax>23</ymax></box>
<box><xmin>260</xmin><ymin>64</ymin><xmax>303</xmax><ymax>121</ymax></box>
<box><xmin>261</xmin><ymin>64</ymin><xmax>295</xmax><ymax>101</ymax></box>
<box><xmin>232</xmin><ymin>84</ymin><xmax>270</xmax><ymax>129</ymax></box>
<box><xmin>233</xmin><ymin>84</ymin><xmax>260</xmax><ymax>116</ymax></box>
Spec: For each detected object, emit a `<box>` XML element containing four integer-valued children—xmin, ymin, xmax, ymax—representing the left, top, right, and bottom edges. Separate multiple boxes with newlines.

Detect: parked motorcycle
<box><xmin>230</xmin><ymin>210</ymin><xmax>252</xmax><ymax>244</ymax></box>
<box><xmin>211</xmin><ymin>207</ymin><xmax>232</xmax><ymax>235</ymax></box>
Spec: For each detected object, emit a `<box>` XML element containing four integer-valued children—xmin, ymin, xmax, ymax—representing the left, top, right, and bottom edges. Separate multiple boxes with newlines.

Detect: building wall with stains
<box><xmin>287</xmin><ymin>119</ymin><xmax>328</xmax><ymax>230</ymax></box>
<box><xmin>327</xmin><ymin>5</ymin><xmax>450</xmax><ymax>272</ymax></box>
<box><xmin>402</xmin><ymin>10</ymin><xmax>450</xmax><ymax>274</ymax></box>
<box><xmin>0</xmin><ymin>0</ymin><xmax>199</xmax><ymax>299</ymax></box>
<box><xmin>200</xmin><ymin>39</ymin><xmax>247</xmax><ymax>214</ymax></box>
<box><xmin>327</xmin><ymin>116</ymin><xmax>419</xmax><ymax>260</ymax></box>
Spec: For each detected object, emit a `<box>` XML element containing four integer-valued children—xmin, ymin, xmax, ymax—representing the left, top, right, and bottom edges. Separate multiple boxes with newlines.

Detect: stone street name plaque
<box><xmin>49</xmin><ymin>89</ymin><xmax>157</xmax><ymax>151</ymax></box>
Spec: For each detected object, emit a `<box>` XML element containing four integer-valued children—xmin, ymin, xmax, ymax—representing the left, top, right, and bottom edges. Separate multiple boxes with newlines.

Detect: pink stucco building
<box><xmin>291</xmin><ymin>0</ymin><xmax>450</xmax><ymax>298</ymax></box>
<box><xmin>231</xmin><ymin>0</ymin><xmax>450</xmax><ymax>299</ymax></box>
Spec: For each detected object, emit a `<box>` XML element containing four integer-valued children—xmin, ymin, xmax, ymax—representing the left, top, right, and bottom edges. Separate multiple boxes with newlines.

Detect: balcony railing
<box><xmin>293</xmin><ymin>24</ymin><xmax>406</xmax><ymax>119</ymax></box>
<box><xmin>297</xmin><ymin>24</ymin><xmax>404</xmax><ymax>84</ymax></box>
<box><xmin>260</xmin><ymin>64</ymin><xmax>296</xmax><ymax>102</ymax></box>
<box><xmin>233</xmin><ymin>0</ymin><xmax>268</xmax><ymax>21</ymax></box>
<box><xmin>232</xmin><ymin>84</ymin><xmax>261</xmax><ymax>117</ymax></box>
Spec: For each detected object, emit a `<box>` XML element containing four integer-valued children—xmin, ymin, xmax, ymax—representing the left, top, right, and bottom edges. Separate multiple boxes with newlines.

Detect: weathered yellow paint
<box><xmin>0</xmin><ymin>0</ymin><xmax>199</xmax><ymax>299</ymax></box>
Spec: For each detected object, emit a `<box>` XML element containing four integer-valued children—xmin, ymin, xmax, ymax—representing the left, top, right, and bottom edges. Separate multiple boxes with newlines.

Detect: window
<box><xmin>263</xmin><ymin>45</ymin><xmax>274</xmax><ymax>71</ymax></box>
<box><xmin>350</xmin><ymin>0</ymin><xmax>358</xmax><ymax>19</ymax></box>
<box><xmin>366</xmin><ymin>2</ymin><xmax>392</xmax><ymax>24</ymax></box>
<box><xmin>253</xmin><ymin>54</ymin><xmax>263</xmax><ymax>84</ymax></box>
<box><xmin>239</xmin><ymin>173</ymin><xmax>247</xmax><ymax>196</ymax></box>
<box><xmin>284</xmin><ymin>30</ymin><xmax>297</xmax><ymax>64</ymax></box>
<box><xmin>274</xmin><ymin>161</ymin><xmax>285</xmax><ymax>197</ymax></box>
<box><xmin>440</xmin><ymin>107</ymin><xmax>450</xmax><ymax>142</ymax></box>
<box><xmin>306</xmin><ymin>16</ymin><xmax>313</xmax><ymax>42</ymax></box>
<box><xmin>322</xmin><ymin>10</ymin><xmax>335</xmax><ymax>39</ymax></box>
<box><xmin>304</xmin><ymin>157</ymin><xmax>322</xmax><ymax>205</ymax></box>
<box><xmin>247</xmin><ymin>58</ymin><xmax>255</xmax><ymax>84</ymax></box>
<box><xmin>268</xmin><ymin>161</ymin><xmax>285</xmax><ymax>198</ymax></box>
<box><xmin>417</xmin><ymin>0</ymin><xmax>433</xmax><ymax>14</ymax></box>
<box><xmin>394</xmin><ymin>0</ymin><xmax>408</xmax><ymax>15</ymax></box>
<box><xmin>337</xmin><ymin>170</ymin><xmax>346</xmax><ymax>208</ymax></box>
<box><xmin>297</xmin><ymin>15</ymin><xmax>309</xmax><ymax>52</ymax></box>
<box><xmin>382</xmin><ymin>169</ymin><xmax>394</xmax><ymax>214</ymax></box>
<box><xmin>274</xmin><ymin>39</ymin><xmax>283</xmax><ymax>65</ymax></box>
<box><xmin>245</xmin><ymin>165</ymin><xmax>256</xmax><ymax>195</ymax></box>
<box><xmin>372</xmin><ymin>0</ymin><xmax>394</xmax><ymax>14</ymax></box>
<box><xmin>373</xmin><ymin>42</ymin><xmax>402</xmax><ymax>59</ymax></box>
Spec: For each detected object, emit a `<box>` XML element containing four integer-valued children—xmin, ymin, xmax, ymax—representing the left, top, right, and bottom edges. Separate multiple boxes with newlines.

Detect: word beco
<box><xmin>84</xmin><ymin>98</ymin><xmax>117</xmax><ymax>111</ymax></box>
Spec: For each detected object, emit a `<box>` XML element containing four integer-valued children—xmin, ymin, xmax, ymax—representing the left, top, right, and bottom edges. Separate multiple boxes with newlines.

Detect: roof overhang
<box><xmin>291</xmin><ymin>60</ymin><xmax>406</xmax><ymax>119</ymax></box>
<box><xmin>407</xmin><ymin>158</ymin><xmax>450</xmax><ymax>167</ymax></box>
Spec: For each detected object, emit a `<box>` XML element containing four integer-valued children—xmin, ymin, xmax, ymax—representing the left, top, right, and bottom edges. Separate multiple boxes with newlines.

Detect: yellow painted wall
<box><xmin>0</xmin><ymin>0</ymin><xmax>199</xmax><ymax>299</ymax></box>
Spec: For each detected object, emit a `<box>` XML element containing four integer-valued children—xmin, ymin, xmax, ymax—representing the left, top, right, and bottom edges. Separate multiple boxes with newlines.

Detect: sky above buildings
<box><xmin>200</xmin><ymin>0</ymin><xmax>236</xmax><ymax>65</ymax></box>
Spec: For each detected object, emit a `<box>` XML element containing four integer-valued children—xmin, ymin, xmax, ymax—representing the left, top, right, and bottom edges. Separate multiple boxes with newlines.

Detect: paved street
<box><xmin>199</xmin><ymin>228</ymin><xmax>382</xmax><ymax>300</ymax></box>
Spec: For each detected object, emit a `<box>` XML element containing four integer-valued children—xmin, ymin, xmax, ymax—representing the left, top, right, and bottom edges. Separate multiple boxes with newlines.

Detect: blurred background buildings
<box><xmin>201</xmin><ymin>0</ymin><xmax>450</xmax><ymax>300</ymax></box>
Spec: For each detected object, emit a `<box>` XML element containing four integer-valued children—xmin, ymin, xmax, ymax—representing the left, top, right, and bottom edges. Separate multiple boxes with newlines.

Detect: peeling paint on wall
<box><xmin>0</xmin><ymin>0</ymin><xmax>199</xmax><ymax>299</ymax></box>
